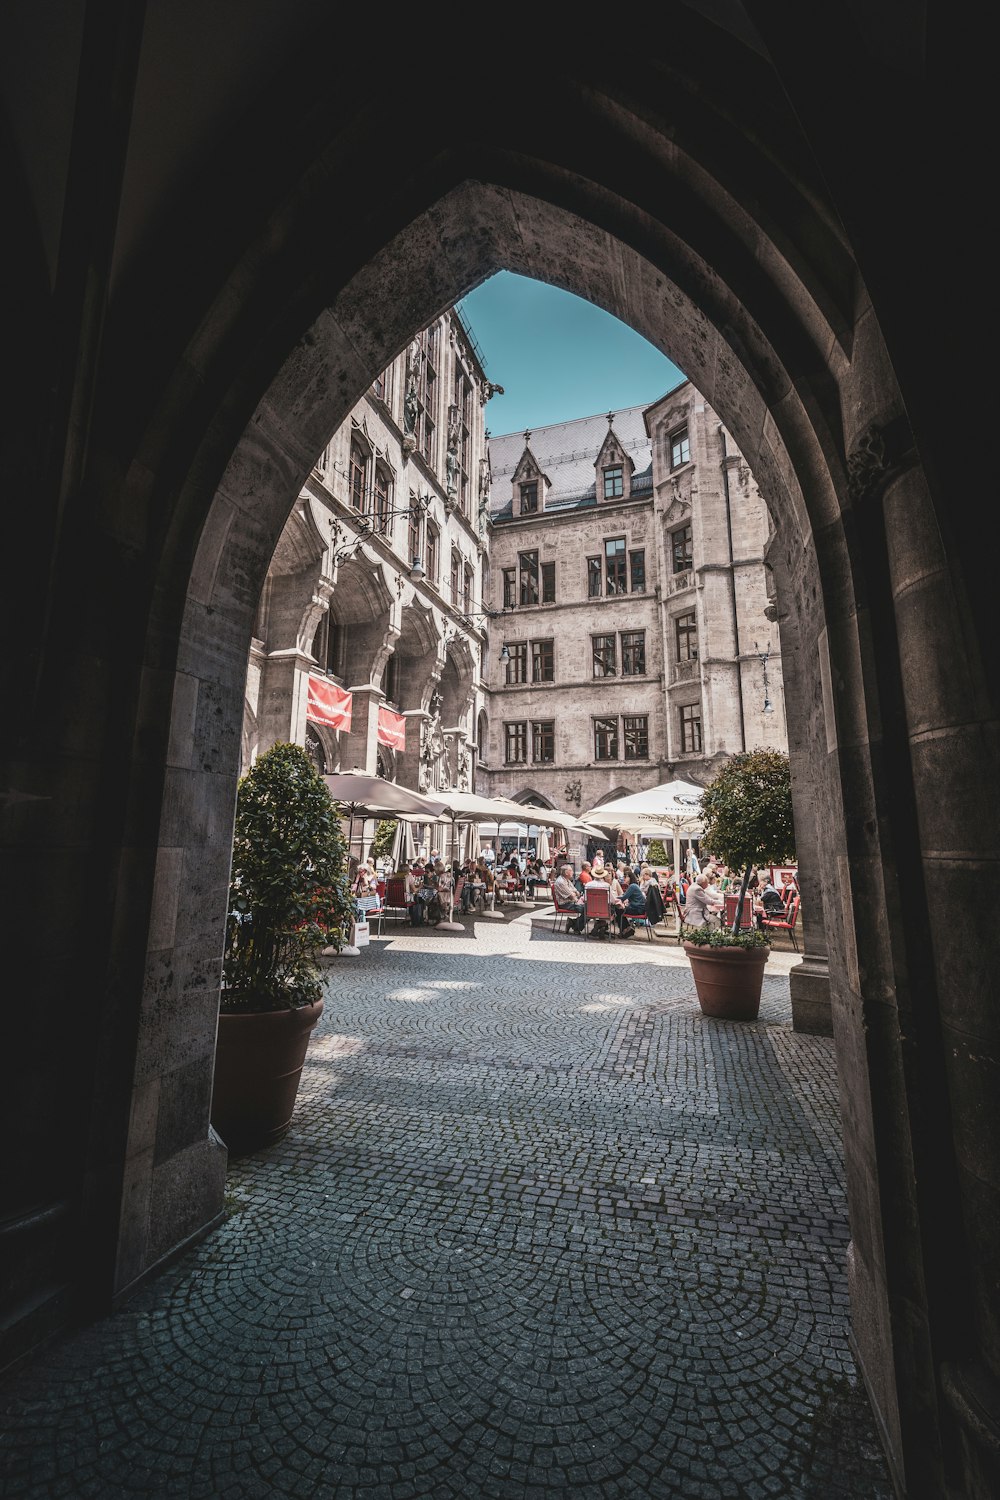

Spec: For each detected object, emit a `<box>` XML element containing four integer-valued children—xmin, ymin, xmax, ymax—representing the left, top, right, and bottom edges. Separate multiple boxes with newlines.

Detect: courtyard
<box><xmin>1</xmin><ymin>912</ymin><xmax>892</xmax><ymax>1499</ymax></box>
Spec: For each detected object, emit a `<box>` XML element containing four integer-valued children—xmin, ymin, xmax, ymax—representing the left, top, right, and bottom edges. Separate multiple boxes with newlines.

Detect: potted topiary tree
<box><xmin>684</xmin><ymin>748</ymin><xmax>795</xmax><ymax>1021</ymax></box>
<box><xmin>211</xmin><ymin>741</ymin><xmax>352</xmax><ymax>1153</ymax></box>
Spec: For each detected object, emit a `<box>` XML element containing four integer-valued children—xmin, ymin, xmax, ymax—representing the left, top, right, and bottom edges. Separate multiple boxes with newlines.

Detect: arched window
<box><xmin>373</xmin><ymin>464</ymin><xmax>392</xmax><ymax>533</ymax></box>
<box><xmin>477</xmin><ymin>710</ymin><xmax>488</xmax><ymax>763</ymax></box>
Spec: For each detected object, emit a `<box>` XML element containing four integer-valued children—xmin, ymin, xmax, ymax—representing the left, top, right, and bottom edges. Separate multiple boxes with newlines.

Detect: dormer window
<box><xmin>603</xmin><ymin>465</ymin><xmax>624</xmax><ymax>499</ymax></box>
<box><xmin>520</xmin><ymin>481</ymin><xmax>538</xmax><ymax>514</ymax></box>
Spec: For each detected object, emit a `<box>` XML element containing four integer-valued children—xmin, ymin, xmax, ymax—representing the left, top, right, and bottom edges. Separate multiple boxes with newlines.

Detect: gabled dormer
<box><xmin>510</xmin><ymin>432</ymin><xmax>550</xmax><ymax>517</ymax></box>
<box><xmin>595</xmin><ymin>414</ymin><xmax>634</xmax><ymax>502</ymax></box>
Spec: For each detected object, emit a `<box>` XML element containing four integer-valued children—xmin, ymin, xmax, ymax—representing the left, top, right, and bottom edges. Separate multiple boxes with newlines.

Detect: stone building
<box><xmin>252</xmin><ymin>370</ymin><xmax>785</xmax><ymax>849</ymax></box>
<box><xmin>477</xmin><ymin>386</ymin><xmax>786</xmax><ymax>818</ymax></box>
<box><xmin>244</xmin><ymin>309</ymin><xmax>494</xmax><ymax>805</ymax></box>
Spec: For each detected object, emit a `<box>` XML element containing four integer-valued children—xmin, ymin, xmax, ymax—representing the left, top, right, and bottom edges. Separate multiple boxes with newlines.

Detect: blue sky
<box><xmin>456</xmin><ymin>272</ymin><xmax>686</xmax><ymax>440</ymax></box>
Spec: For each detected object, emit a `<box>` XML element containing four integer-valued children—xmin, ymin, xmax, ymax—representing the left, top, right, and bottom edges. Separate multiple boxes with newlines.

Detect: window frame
<box><xmin>594</xmin><ymin>715</ymin><xmax>619</xmax><ymax>761</ymax></box>
<box><xmin>603</xmin><ymin>464</ymin><xmax>624</xmax><ymax>499</ymax></box>
<box><xmin>623</xmin><ymin>715</ymin><xmax>649</xmax><ymax>760</ymax></box>
<box><xmin>675</xmin><ymin>610</ymin><xmax>698</xmax><ymax>660</ymax></box>
<box><xmin>629</xmin><ymin>549</ymin><xmax>646</xmax><ymax>593</ymax></box>
<box><xmin>531</xmin><ymin>639</ymin><xmax>554</xmax><ymax>683</ymax></box>
<box><xmin>592</xmin><ymin>633</ymin><xmax>617</xmax><ymax>678</ymax></box>
<box><xmin>671</xmin><ymin>523</ymin><xmax>693</xmax><ymax>574</ymax></box>
<box><xmin>604</xmin><ymin>537</ymin><xmax>627</xmax><ymax>596</ymax></box>
<box><xmin>621</xmin><ymin>630</ymin><xmax>646</xmax><ymax>676</ymax></box>
<box><xmin>680</xmin><ymin>702</ymin><xmax>703</xmax><ymax>754</ymax></box>
<box><xmin>502</xmin><ymin>567</ymin><xmax>517</xmax><ymax>610</ymax></box>
<box><xmin>670</xmin><ymin>425</ymin><xmax>691</xmax><ymax>469</ymax></box>
<box><xmin>505</xmin><ymin>642</ymin><xmax>528</xmax><ymax>686</ymax></box>
<box><xmin>519</xmin><ymin>550</ymin><xmax>539</xmax><ymax>606</ymax></box>
<box><xmin>504</xmin><ymin>721</ymin><xmax>528</xmax><ymax>764</ymax></box>
<box><xmin>531</xmin><ymin>720</ymin><xmax>555</xmax><ymax>763</ymax></box>
<box><xmin>587</xmin><ymin>556</ymin><xmax>602</xmax><ymax>599</ymax></box>
<box><xmin>520</xmin><ymin>480</ymin><xmax>539</xmax><ymax>514</ymax></box>
<box><xmin>541</xmin><ymin>560</ymin><xmax>556</xmax><ymax>604</ymax></box>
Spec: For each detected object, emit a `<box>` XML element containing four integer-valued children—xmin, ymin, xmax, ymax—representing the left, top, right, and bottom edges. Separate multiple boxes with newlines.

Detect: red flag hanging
<box><xmin>377</xmin><ymin>706</ymin><xmax>407</xmax><ymax>751</ymax></box>
<box><xmin>306</xmin><ymin>676</ymin><xmax>352</xmax><ymax>732</ymax></box>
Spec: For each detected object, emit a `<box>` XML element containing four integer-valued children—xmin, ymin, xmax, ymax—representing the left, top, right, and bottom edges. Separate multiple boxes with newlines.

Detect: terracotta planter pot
<box><xmin>211</xmin><ymin>999</ymin><xmax>323</xmax><ymax>1154</ymax></box>
<box><xmin>683</xmin><ymin>941</ymin><xmax>770</xmax><ymax>1021</ymax></box>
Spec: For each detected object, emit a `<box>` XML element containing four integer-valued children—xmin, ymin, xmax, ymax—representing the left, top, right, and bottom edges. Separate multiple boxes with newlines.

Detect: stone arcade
<box><xmin>0</xmin><ymin>10</ymin><xmax>993</xmax><ymax>1498</ymax></box>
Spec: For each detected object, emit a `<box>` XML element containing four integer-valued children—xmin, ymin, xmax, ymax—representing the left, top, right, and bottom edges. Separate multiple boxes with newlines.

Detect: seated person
<box><xmin>576</xmin><ymin>861</ymin><xmax>593</xmax><ymax>890</ymax></box>
<box><xmin>406</xmin><ymin>862</ymin><xmax>431</xmax><ymax>926</ymax></box>
<box><xmin>526</xmin><ymin>859</ymin><xmax>551</xmax><ymax>898</ymax></box>
<box><xmin>685</xmin><ymin>874</ymin><xmax>724</xmax><ymax>928</ymax></box>
<box><xmin>755</xmin><ymin>875</ymin><xmax>786</xmax><ymax>928</ymax></box>
<box><xmin>618</xmin><ymin>868</ymin><xmax>647</xmax><ymax>937</ymax></box>
<box><xmin>553</xmin><ymin>865</ymin><xmax>587</xmax><ymax>934</ymax></box>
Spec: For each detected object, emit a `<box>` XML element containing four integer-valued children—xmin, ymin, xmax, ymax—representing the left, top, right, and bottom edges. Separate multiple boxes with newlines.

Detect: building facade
<box><xmin>477</xmin><ymin>385</ymin><xmax>787</xmax><ymax>818</ymax></box>
<box><xmin>243</xmin><ymin>310</ymin><xmax>497</xmax><ymax>805</ymax></box>
<box><xmin>248</xmin><ymin>356</ymin><xmax>787</xmax><ymax>839</ymax></box>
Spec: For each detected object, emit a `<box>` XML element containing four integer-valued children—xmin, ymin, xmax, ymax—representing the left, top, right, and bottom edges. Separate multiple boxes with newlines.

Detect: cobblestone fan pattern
<box><xmin>0</xmin><ymin>919</ymin><xmax>893</xmax><ymax>1499</ymax></box>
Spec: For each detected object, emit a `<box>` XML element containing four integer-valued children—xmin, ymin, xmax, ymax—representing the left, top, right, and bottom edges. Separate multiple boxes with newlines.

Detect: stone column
<box><xmin>256</xmin><ymin>648</ymin><xmax>314</xmax><ymax>756</ymax></box>
<box><xmin>339</xmin><ymin>685</ymin><xmax>382</xmax><ymax>774</ymax></box>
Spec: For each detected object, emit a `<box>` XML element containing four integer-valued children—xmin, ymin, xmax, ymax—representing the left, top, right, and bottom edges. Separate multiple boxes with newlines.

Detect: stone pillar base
<box><xmin>789</xmin><ymin>952</ymin><xmax>833</xmax><ymax>1035</ymax></box>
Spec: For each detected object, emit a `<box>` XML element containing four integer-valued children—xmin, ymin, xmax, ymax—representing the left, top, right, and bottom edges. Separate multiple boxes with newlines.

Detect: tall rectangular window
<box><xmin>373</xmin><ymin>468</ymin><xmax>390</xmax><ymax>533</ymax></box>
<box><xmin>505</xmin><ymin>642</ymin><xmax>527</xmax><ymax>685</ymax></box>
<box><xmin>587</xmin><ymin>557</ymin><xmax>602</xmax><ymax>598</ymax></box>
<box><xmin>605</xmin><ymin>537</ymin><xmax>627</xmax><ymax>595</ymax></box>
<box><xmin>531</xmin><ymin>639</ymin><xmax>554</xmax><ymax>682</ymax></box>
<box><xmin>629</xmin><ymin>550</ymin><xmax>646</xmax><ymax>592</ymax></box>
<box><xmin>603</xmin><ymin>465</ymin><xmax>623</xmax><ymax>498</ymax></box>
<box><xmin>450</xmin><ymin>551</ymin><xmax>461</xmax><ymax>607</ymax></box>
<box><xmin>503</xmin><ymin>568</ymin><xmax>516</xmax><ymax>610</ymax></box>
<box><xmin>505</xmin><ymin>722</ymin><xmax>527</xmax><ymax>763</ymax></box>
<box><xmin>426</xmin><ymin>524</ymin><xmax>439</xmax><ymax>584</ymax></box>
<box><xmin>455</xmin><ymin>365</ymin><xmax>472</xmax><ymax>516</ymax></box>
<box><xmin>680</xmin><ymin>703</ymin><xmax>702</xmax><ymax>753</ymax></box>
<box><xmin>675</xmin><ymin>611</ymin><xmax>698</xmax><ymax>660</ymax></box>
<box><xmin>592</xmin><ymin>634</ymin><xmax>616</xmax><ymax>677</ymax></box>
<box><xmin>463</xmin><ymin>565</ymin><xmax>473</xmax><ymax>616</ymax></box>
<box><xmin>519</xmin><ymin>550</ymin><xmax>539</xmax><ymax>606</ymax></box>
<box><xmin>621</xmin><ymin>630</ymin><xmax>646</xmax><ymax>675</ymax></box>
<box><xmin>541</xmin><ymin>561</ymin><xmax>556</xmax><ymax>603</ymax></box>
<box><xmin>594</xmin><ymin>716</ymin><xmax>619</xmax><ymax>760</ymax></box>
<box><xmin>520</xmin><ymin>481</ymin><xmax>538</xmax><ymax>513</ymax></box>
<box><xmin>624</xmin><ymin>715</ymin><xmax>649</xmax><ymax>760</ymax></box>
<box><xmin>532</xmin><ymin>721</ymin><xmax>555</xmax><ymax>763</ymax></box>
<box><xmin>670</xmin><ymin>426</ymin><xmax>691</xmax><ymax>468</ymax></box>
<box><xmin>350</xmin><ymin>441</ymin><xmax>367</xmax><ymax>511</ymax></box>
<box><xmin>672</xmin><ymin>524</ymin><xmax>693</xmax><ymax>573</ymax></box>
<box><xmin>373</xmin><ymin>368</ymin><xmax>391</xmax><ymax>404</ymax></box>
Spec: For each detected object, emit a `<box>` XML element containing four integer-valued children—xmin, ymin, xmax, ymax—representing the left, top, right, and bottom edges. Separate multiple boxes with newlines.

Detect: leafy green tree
<box><xmin>371</xmin><ymin>818</ymin><xmax>397</xmax><ymax>861</ymax></box>
<box><xmin>698</xmin><ymin>748</ymin><xmax>795</xmax><ymax>934</ymax></box>
<box><xmin>646</xmin><ymin>839</ymin><xmax>668</xmax><ymax>866</ymax></box>
<box><xmin>223</xmin><ymin>742</ymin><xmax>352</xmax><ymax>1009</ymax></box>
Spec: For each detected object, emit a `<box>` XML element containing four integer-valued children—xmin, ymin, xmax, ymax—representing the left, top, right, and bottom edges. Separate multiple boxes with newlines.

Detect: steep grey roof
<box><xmin>487</xmin><ymin>398</ymin><xmax>675</xmax><ymax>517</ymax></box>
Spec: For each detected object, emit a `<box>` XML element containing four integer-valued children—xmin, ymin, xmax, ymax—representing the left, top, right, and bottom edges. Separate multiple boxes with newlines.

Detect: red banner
<box><xmin>306</xmin><ymin>676</ymin><xmax>352</xmax><ymax>732</ymax></box>
<box><xmin>377</xmin><ymin>706</ymin><xmax>407</xmax><ymax>751</ymax></box>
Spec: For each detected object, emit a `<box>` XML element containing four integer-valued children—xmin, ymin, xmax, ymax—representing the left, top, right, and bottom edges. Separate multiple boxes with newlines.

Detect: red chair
<box><xmin>724</xmin><ymin>893</ymin><xmax>754</xmax><ymax>930</ymax></box>
<box><xmin>623</xmin><ymin>907</ymin><xmax>654</xmax><ymax>941</ymax></box>
<box><xmin>761</xmin><ymin>892</ymin><xmax>801</xmax><ymax>950</ymax></box>
<box><xmin>383</xmin><ymin>877</ymin><xmax>409</xmax><ymax>923</ymax></box>
<box><xmin>552</xmin><ymin>895</ymin><xmax>583</xmax><ymax>935</ymax></box>
<box><xmin>584</xmin><ymin>882</ymin><xmax>617</xmax><ymax>938</ymax></box>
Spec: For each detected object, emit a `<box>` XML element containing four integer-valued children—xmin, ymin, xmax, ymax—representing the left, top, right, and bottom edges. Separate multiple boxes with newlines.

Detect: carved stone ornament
<box><xmin>847</xmin><ymin>424</ymin><xmax>888</xmax><ymax>503</ymax></box>
<box><xmin>846</xmin><ymin>415</ymin><xmax>916</xmax><ymax>503</ymax></box>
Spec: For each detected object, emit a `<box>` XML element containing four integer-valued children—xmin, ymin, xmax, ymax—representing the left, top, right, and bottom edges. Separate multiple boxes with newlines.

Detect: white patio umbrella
<box><xmin>580</xmin><ymin>778</ymin><xmax>705</xmax><ymax>876</ymax></box>
<box><xmin>399</xmin><ymin>789</ymin><xmax>531</xmax><ymax>927</ymax></box>
<box><xmin>537</xmin><ymin>828</ymin><xmax>551</xmax><ymax>863</ymax></box>
<box><xmin>323</xmin><ymin>772</ymin><xmax>448</xmax><ymax>861</ymax></box>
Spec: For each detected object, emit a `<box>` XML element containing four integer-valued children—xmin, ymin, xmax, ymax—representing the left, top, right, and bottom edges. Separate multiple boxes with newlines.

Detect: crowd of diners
<box><xmin>349</xmin><ymin>844</ymin><xmax>799</xmax><ymax>936</ymax></box>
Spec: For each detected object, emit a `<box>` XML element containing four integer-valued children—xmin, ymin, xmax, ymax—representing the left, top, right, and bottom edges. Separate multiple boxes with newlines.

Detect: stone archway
<box><xmin>93</xmin><ymin>170</ymin><xmax>994</xmax><ymax>1500</ymax></box>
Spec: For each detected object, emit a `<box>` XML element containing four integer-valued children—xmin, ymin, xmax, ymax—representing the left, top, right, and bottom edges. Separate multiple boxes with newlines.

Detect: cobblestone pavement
<box><xmin>1</xmin><ymin>911</ymin><xmax>893</xmax><ymax>1499</ymax></box>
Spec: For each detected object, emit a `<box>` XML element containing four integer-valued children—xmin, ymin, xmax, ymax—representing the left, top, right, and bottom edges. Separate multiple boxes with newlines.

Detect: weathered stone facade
<box><xmin>244</xmin><ymin>310</ymin><xmax>491</xmax><ymax>805</ymax></box>
<box><xmin>478</xmin><ymin>387</ymin><xmax>786</xmax><ymax>817</ymax></box>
